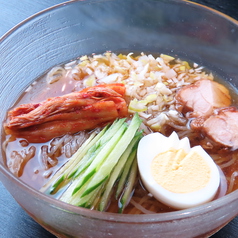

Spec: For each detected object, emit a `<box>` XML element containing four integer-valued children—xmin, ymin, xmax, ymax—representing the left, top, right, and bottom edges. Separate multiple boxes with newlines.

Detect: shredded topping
<box><xmin>47</xmin><ymin>52</ymin><xmax>214</xmax><ymax>133</ymax></box>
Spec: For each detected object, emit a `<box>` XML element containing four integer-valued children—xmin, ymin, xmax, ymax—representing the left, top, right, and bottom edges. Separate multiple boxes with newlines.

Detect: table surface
<box><xmin>0</xmin><ymin>0</ymin><xmax>238</xmax><ymax>237</ymax></box>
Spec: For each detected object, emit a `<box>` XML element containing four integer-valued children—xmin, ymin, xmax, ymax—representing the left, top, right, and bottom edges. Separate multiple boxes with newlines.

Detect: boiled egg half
<box><xmin>137</xmin><ymin>132</ymin><xmax>220</xmax><ymax>209</ymax></box>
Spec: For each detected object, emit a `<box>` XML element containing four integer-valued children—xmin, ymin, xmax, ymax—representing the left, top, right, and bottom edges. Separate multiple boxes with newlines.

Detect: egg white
<box><xmin>137</xmin><ymin>132</ymin><xmax>220</xmax><ymax>209</ymax></box>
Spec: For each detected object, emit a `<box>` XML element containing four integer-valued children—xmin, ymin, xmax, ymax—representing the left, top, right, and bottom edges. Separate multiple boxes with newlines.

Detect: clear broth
<box><xmin>3</xmin><ymin>53</ymin><xmax>238</xmax><ymax>214</ymax></box>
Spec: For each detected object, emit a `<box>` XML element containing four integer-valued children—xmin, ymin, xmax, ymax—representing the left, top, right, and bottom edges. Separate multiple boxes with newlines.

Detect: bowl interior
<box><xmin>1</xmin><ymin>0</ymin><xmax>238</xmax><ymax>237</ymax></box>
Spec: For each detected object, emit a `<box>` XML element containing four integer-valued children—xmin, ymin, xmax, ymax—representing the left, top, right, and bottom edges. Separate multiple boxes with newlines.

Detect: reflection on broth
<box><xmin>3</xmin><ymin>52</ymin><xmax>238</xmax><ymax>214</ymax></box>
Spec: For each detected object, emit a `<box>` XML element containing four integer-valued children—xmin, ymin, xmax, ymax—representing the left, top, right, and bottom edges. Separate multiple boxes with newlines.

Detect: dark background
<box><xmin>0</xmin><ymin>0</ymin><xmax>238</xmax><ymax>237</ymax></box>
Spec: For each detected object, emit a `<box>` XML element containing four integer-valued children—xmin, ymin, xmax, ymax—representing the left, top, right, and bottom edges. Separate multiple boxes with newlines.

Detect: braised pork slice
<box><xmin>203</xmin><ymin>107</ymin><xmax>238</xmax><ymax>150</ymax></box>
<box><xmin>176</xmin><ymin>79</ymin><xmax>231</xmax><ymax>118</ymax></box>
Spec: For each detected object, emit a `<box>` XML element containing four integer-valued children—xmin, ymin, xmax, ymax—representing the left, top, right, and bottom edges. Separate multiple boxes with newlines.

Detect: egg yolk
<box><xmin>151</xmin><ymin>148</ymin><xmax>211</xmax><ymax>193</ymax></box>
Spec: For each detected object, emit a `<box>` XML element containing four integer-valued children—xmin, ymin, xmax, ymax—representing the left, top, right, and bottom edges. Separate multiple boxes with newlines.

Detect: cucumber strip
<box><xmin>82</xmin><ymin>113</ymin><xmax>142</xmax><ymax>197</ymax></box>
<box><xmin>60</xmin><ymin>119</ymin><xmax>127</xmax><ymax>204</ymax></box>
<box><xmin>43</xmin><ymin>113</ymin><xmax>143</xmax><ymax>212</ymax></box>
<box><xmin>50</xmin><ymin>123</ymin><xmax>119</xmax><ymax>194</ymax></box>
<box><xmin>85</xmin><ymin>184</ymin><xmax>104</xmax><ymax>208</ymax></box>
<box><xmin>68</xmin><ymin>143</ymin><xmax>100</xmax><ymax>180</ymax></box>
<box><xmin>61</xmin><ymin>175</ymin><xmax>106</xmax><ymax>207</ymax></box>
<box><xmin>60</xmin><ymin>126</ymin><xmax>108</xmax><ymax>180</ymax></box>
<box><xmin>81</xmin><ymin>175</ymin><xmax>108</xmax><ymax>197</ymax></box>
<box><xmin>40</xmin><ymin>131</ymin><xmax>99</xmax><ymax>193</ymax></box>
<box><xmin>71</xmin><ymin>123</ymin><xmax>127</xmax><ymax>195</ymax></box>
<box><xmin>99</xmin><ymin>132</ymin><xmax>142</xmax><ymax>211</ymax></box>
<box><xmin>46</xmin><ymin>130</ymin><xmax>106</xmax><ymax>194</ymax></box>
<box><xmin>116</xmin><ymin>148</ymin><xmax>137</xmax><ymax>199</ymax></box>
<box><xmin>60</xmin><ymin>173</ymin><xmax>88</xmax><ymax>203</ymax></box>
<box><xmin>70</xmin><ymin>118</ymin><xmax>126</xmax><ymax>179</ymax></box>
<box><xmin>79</xmin><ymin>183</ymin><xmax>105</xmax><ymax>208</ymax></box>
<box><xmin>118</xmin><ymin>157</ymin><xmax>138</xmax><ymax>213</ymax></box>
<box><xmin>88</xmin><ymin>190</ymin><xmax>103</xmax><ymax>210</ymax></box>
<box><xmin>98</xmin><ymin>186</ymin><xmax>114</xmax><ymax>211</ymax></box>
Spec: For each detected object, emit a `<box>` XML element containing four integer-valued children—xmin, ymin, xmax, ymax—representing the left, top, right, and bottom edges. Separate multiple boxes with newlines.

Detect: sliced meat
<box><xmin>202</xmin><ymin>107</ymin><xmax>238</xmax><ymax>150</ymax></box>
<box><xmin>190</xmin><ymin>117</ymin><xmax>206</xmax><ymax>131</ymax></box>
<box><xmin>176</xmin><ymin>79</ymin><xmax>231</xmax><ymax>118</ymax></box>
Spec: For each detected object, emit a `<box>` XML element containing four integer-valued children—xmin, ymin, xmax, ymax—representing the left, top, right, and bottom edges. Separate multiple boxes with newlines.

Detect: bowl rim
<box><xmin>1</xmin><ymin>0</ymin><xmax>238</xmax><ymax>43</ymax></box>
<box><xmin>1</xmin><ymin>0</ymin><xmax>238</xmax><ymax>223</ymax></box>
<box><xmin>1</xmin><ymin>163</ymin><xmax>238</xmax><ymax>223</ymax></box>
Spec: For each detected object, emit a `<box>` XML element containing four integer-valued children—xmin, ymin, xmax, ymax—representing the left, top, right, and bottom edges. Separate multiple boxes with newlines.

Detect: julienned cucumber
<box><xmin>59</xmin><ymin>121</ymin><xmax>127</xmax><ymax>204</ymax></box>
<box><xmin>41</xmin><ymin>113</ymin><xmax>142</xmax><ymax>212</ymax></box>
<box><xmin>99</xmin><ymin>131</ymin><xmax>142</xmax><ymax>211</ymax></box>
<box><xmin>81</xmin><ymin>113</ymin><xmax>142</xmax><ymax>197</ymax></box>
<box><xmin>40</xmin><ymin>130</ymin><xmax>101</xmax><ymax>194</ymax></box>
<box><xmin>118</xmin><ymin>157</ymin><xmax>138</xmax><ymax>213</ymax></box>
<box><xmin>61</xmin><ymin>113</ymin><xmax>141</xmax><ymax>206</ymax></box>
<box><xmin>70</xmin><ymin>118</ymin><xmax>126</xmax><ymax>180</ymax></box>
<box><xmin>72</xmin><ymin>123</ymin><xmax>127</xmax><ymax>196</ymax></box>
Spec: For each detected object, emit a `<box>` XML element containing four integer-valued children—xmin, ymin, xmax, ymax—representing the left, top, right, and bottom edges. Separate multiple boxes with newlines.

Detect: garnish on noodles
<box><xmin>3</xmin><ymin>52</ymin><xmax>238</xmax><ymax>214</ymax></box>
